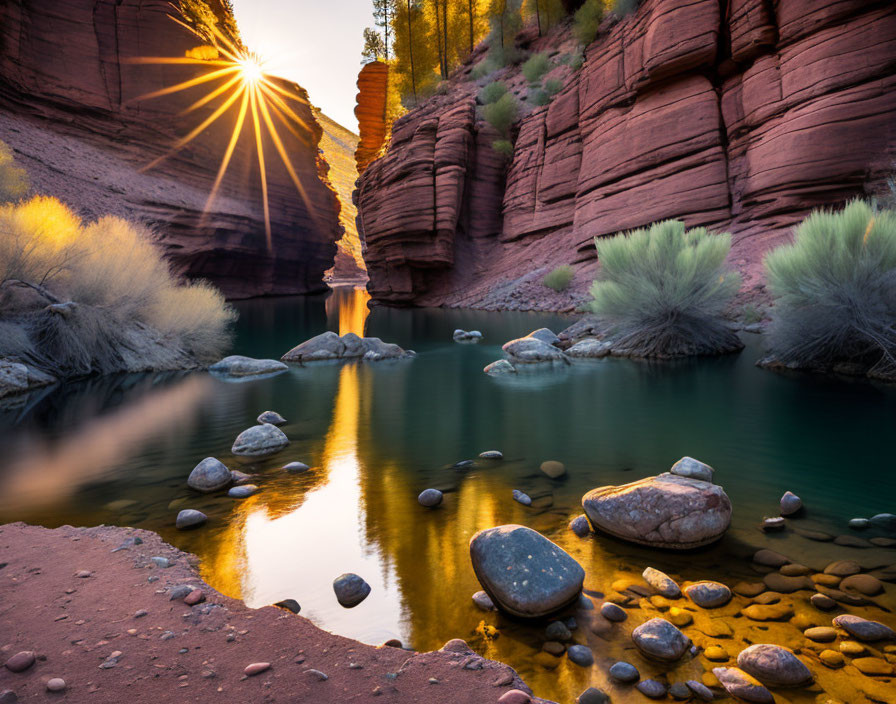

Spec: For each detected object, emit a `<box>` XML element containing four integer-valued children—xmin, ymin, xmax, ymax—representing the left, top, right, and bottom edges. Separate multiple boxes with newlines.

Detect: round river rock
<box><xmin>232</xmin><ymin>424</ymin><xmax>289</xmax><ymax>457</ymax></box>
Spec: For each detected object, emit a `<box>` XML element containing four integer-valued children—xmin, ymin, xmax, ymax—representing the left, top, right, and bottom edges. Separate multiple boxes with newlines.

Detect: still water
<box><xmin>1</xmin><ymin>286</ymin><xmax>894</xmax><ymax>702</ymax></box>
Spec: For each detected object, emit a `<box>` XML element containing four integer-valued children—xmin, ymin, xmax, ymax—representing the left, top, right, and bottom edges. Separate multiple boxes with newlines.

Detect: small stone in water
<box><xmin>636</xmin><ymin>679</ymin><xmax>667</xmax><ymax>699</ymax></box>
<box><xmin>780</xmin><ymin>491</ymin><xmax>802</xmax><ymax>516</ymax></box>
<box><xmin>609</xmin><ymin>660</ymin><xmax>639</xmax><ymax>682</ymax></box>
<box><xmin>600</xmin><ymin>602</ymin><xmax>627</xmax><ymax>622</ymax></box>
<box><xmin>46</xmin><ymin>679</ymin><xmax>66</xmax><ymax>692</ymax></box>
<box><xmin>472</xmin><ymin>591</ymin><xmax>496</xmax><ymax>611</ymax></box>
<box><xmin>283</xmin><ymin>462</ymin><xmax>310</xmax><ymax>473</ymax></box>
<box><xmin>568</xmin><ymin>515</ymin><xmax>591</xmax><ymax>537</ymax></box>
<box><xmin>175</xmin><ymin>509</ymin><xmax>207</xmax><ymax>530</ymax></box>
<box><xmin>333</xmin><ymin>573</ymin><xmax>371</xmax><ymax>607</ymax></box>
<box><xmin>478</xmin><ymin>450</ymin><xmax>503</xmax><ymax>459</ymax></box>
<box><xmin>417</xmin><ymin>488</ymin><xmax>443</xmax><ymax>507</ymax></box>
<box><xmin>227</xmin><ymin>485</ymin><xmax>259</xmax><ymax>498</ymax></box>
<box><xmin>576</xmin><ymin>687</ymin><xmax>609</xmax><ymax>704</ymax></box>
<box><xmin>511</xmin><ymin>489</ymin><xmax>531</xmax><ymax>506</ymax></box>
<box><xmin>257</xmin><ymin>410</ymin><xmax>286</xmax><ymax>426</ymax></box>
<box><xmin>761</xmin><ymin>517</ymin><xmax>786</xmax><ymax>531</ymax></box>
<box><xmin>539</xmin><ymin>460</ymin><xmax>565</xmax><ymax>479</ymax></box>
<box><xmin>686</xmin><ymin>680</ymin><xmax>714</xmax><ymax>701</ymax></box>
<box><xmin>452</xmin><ymin>459</ymin><xmax>474</xmax><ymax>469</ymax></box>
<box><xmin>566</xmin><ymin>645</ymin><xmax>594</xmax><ymax>667</ymax></box>
<box><xmin>849</xmin><ymin>517</ymin><xmax>870</xmax><ymax>529</ymax></box>
<box><xmin>545</xmin><ymin>621</ymin><xmax>571</xmax><ymax>641</ymax></box>
<box><xmin>642</xmin><ymin>567</ymin><xmax>681</xmax><ymax>598</ymax></box>
<box><xmin>275</xmin><ymin>599</ymin><xmax>301</xmax><ymax>614</ymax></box>
<box><xmin>244</xmin><ymin>662</ymin><xmax>270</xmax><ymax>676</ymax></box>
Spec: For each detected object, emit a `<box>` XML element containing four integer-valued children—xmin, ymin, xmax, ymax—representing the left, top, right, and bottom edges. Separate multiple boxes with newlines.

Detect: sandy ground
<box><xmin>0</xmin><ymin>523</ymin><xmax>547</xmax><ymax>703</ymax></box>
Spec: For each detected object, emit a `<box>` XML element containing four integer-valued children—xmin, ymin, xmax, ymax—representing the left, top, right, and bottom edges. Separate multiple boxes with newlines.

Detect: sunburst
<box><xmin>128</xmin><ymin>10</ymin><xmax>318</xmax><ymax>251</ymax></box>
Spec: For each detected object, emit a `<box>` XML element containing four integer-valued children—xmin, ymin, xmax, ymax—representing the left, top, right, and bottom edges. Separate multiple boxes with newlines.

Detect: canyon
<box><xmin>0</xmin><ymin>0</ymin><xmax>343</xmax><ymax>299</ymax></box>
<box><xmin>356</xmin><ymin>0</ymin><xmax>896</xmax><ymax>309</ymax></box>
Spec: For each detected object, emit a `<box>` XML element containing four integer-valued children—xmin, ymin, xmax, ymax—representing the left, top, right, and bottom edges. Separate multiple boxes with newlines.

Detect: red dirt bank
<box><xmin>0</xmin><ymin>523</ymin><xmax>547</xmax><ymax>704</ymax></box>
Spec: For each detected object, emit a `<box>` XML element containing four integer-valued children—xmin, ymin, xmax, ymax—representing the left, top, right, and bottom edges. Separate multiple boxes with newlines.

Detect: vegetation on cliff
<box><xmin>765</xmin><ymin>201</ymin><xmax>896</xmax><ymax>378</ymax></box>
<box><xmin>588</xmin><ymin>220</ymin><xmax>742</xmax><ymax>358</ymax></box>
<box><xmin>0</xmin><ymin>142</ymin><xmax>29</xmax><ymax>203</ymax></box>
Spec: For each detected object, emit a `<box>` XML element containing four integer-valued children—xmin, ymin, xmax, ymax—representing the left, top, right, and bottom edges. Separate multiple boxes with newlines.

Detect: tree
<box><xmin>361</xmin><ymin>27</ymin><xmax>386</xmax><ymax>63</ymax></box>
<box><xmin>373</xmin><ymin>0</ymin><xmax>396</xmax><ymax>60</ymax></box>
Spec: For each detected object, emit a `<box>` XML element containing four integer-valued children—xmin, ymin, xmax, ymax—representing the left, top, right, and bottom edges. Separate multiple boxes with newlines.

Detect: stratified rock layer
<box><xmin>354</xmin><ymin>61</ymin><xmax>390</xmax><ymax>175</ymax></box>
<box><xmin>0</xmin><ymin>0</ymin><xmax>341</xmax><ymax>299</ymax></box>
<box><xmin>357</xmin><ymin>0</ymin><xmax>896</xmax><ymax>308</ymax></box>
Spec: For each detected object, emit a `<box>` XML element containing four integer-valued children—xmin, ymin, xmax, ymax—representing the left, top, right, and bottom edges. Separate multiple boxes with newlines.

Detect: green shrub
<box><xmin>764</xmin><ymin>200</ymin><xmax>896</xmax><ymax>376</ymax></box>
<box><xmin>544</xmin><ymin>77</ymin><xmax>563</xmax><ymax>96</ymax></box>
<box><xmin>522</xmin><ymin>52</ymin><xmax>551</xmax><ymax>84</ymax></box>
<box><xmin>479</xmin><ymin>80</ymin><xmax>509</xmax><ymax>105</ymax></box>
<box><xmin>483</xmin><ymin>93</ymin><xmax>519</xmax><ymax>137</ymax></box>
<box><xmin>0</xmin><ymin>141</ymin><xmax>29</xmax><ymax>204</ymax></box>
<box><xmin>612</xmin><ymin>0</ymin><xmax>639</xmax><ymax>17</ymax></box>
<box><xmin>492</xmin><ymin>139</ymin><xmax>514</xmax><ymax>157</ymax></box>
<box><xmin>528</xmin><ymin>87</ymin><xmax>550</xmax><ymax>106</ymax></box>
<box><xmin>543</xmin><ymin>265</ymin><xmax>574</xmax><ymax>291</ymax></box>
<box><xmin>574</xmin><ymin>0</ymin><xmax>604</xmax><ymax>46</ymax></box>
<box><xmin>569</xmin><ymin>50</ymin><xmax>584</xmax><ymax>70</ymax></box>
<box><xmin>588</xmin><ymin>219</ymin><xmax>742</xmax><ymax>357</ymax></box>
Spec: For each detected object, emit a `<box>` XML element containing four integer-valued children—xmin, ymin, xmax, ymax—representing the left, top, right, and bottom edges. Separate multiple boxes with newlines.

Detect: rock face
<box><xmin>469</xmin><ymin>524</ymin><xmax>585</xmax><ymax>618</ymax></box>
<box><xmin>354</xmin><ymin>61</ymin><xmax>390</xmax><ymax>175</ymax></box>
<box><xmin>0</xmin><ymin>0</ymin><xmax>341</xmax><ymax>299</ymax></box>
<box><xmin>356</xmin><ymin>0</ymin><xmax>896</xmax><ymax>309</ymax></box>
<box><xmin>582</xmin><ymin>473</ymin><xmax>732</xmax><ymax>549</ymax></box>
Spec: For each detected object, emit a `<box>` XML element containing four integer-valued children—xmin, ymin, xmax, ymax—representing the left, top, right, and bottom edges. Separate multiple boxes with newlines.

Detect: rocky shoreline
<box><xmin>0</xmin><ymin>523</ymin><xmax>546</xmax><ymax>704</ymax></box>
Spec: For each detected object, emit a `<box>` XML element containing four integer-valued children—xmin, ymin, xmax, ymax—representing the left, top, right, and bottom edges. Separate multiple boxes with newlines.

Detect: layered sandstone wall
<box><xmin>354</xmin><ymin>61</ymin><xmax>390</xmax><ymax>175</ymax></box>
<box><xmin>0</xmin><ymin>0</ymin><xmax>342</xmax><ymax>299</ymax></box>
<box><xmin>357</xmin><ymin>0</ymin><xmax>896</xmax><ymax>309</ymax></box>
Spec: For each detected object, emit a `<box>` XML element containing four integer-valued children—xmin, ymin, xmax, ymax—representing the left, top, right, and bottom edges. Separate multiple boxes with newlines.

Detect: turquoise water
<box><xmin>0</xmin><ymin>286</ymin><xmax>894</xmax><ymax>702</ymax></box>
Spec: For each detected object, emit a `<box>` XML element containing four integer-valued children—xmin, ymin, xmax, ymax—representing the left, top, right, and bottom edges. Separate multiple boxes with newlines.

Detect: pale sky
<box><xmin>230</xmin><ymin>0</ymin><xmax>375</xmax><ymax>132</ymax></box>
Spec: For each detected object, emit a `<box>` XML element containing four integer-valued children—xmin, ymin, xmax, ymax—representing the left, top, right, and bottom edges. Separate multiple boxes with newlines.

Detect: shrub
<box><xmin>764</xmin><ymin>200</ymin><xmax>896</xmax><ymax>376</ymax></box>
<box><xmin>568</xmin><ymin>50</ymin><xmax>584</xmax><ymax>71</ymax></box>
<box><xmin>528</xmin><ymin>87</ymin><xmax>550</xmax><ymax>106</ymax></box>
<box><xmin>492</xmin><ymin>140</ymin><xmax>514</xmax><ymax>158</ymax></box>
<box><xmin>522</xmin><ymin>52</ymin><xmax>551</xmax><ymax>84</ymax></box>
<box><xmin>574</xmin><ymin>0</ymin><xmax>604</xmax><ymax>46</ymax></box>
<box><xmin>544</xmin><ymin>265</ymin><xmax>574</xmax><ymax>291</ymax></box>
<box><xmin>544</xmin><ymin>77</ymin><xmax>563</xmax><ymax>96</ymax></box>
<box><xmin>588</xmin><ymin>219</ymin><xmax>742</xmax><ymax>357</ymax></box>
<box><xmin>483</xmin><ymin>93</ymin><xmax>519</xmax><ymax>137</ymax></box>
<box><xmin>612</xmin><ymin>0</ymin><xmax>639</xmax><ymax>17</ymax></box>
<box><xmin>0</xmin><ymin>141</ymin><xmax>29</xmax><ymax>204</ymax></box>
<box><xmin>479</xmin><ymin>80</ymin><xmax>509</xmax><ymax>105</ymax></box>
<box><xmin>0</xmin><ymin>196</ymin><xmax>235</xmax><ymax>366</ymax></box>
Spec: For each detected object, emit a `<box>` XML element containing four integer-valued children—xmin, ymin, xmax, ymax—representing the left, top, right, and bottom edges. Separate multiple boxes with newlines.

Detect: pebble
<box><xmin>511</xmin><ymin>489</ymin><xmax>532</xmax><ymax>506</ymax></box>
<box><xmin>733</xmin><ymin>581</ymin><xmax>765</xmax><ymax>597</ymax></box>
<box><xmin>576</xmin><ymin>687</ymin><xmax>609</xmax><ymax>704</ymax></box>
<box><xmin>780</xmin><ymin>563</ymin><xmax>811</xmax><ymax>576</ymax></box>
<box><xmin>686</xmin><ymin>680</ymin><xmax>714</xmax><ymax>701</ymax></box>
<box><xmin>870</xmin><ymin>537</ymin><xmax>896</xmax><ymax>547</ymax></box>
<box><xmin>805</xmin><ymin>626</ymin><xmax>837</xmax><ymax>642</ymax></box>
<box><xmin>667</xmin><ymin>607</ymin><xmax>692</xmax><ymax>627</ymax></box>
<box><xmin>642</xmin><ymin>567</ymin><xmax>681</xmax><ymax>598</ymax></box>
<box><xmin>795</xmin><ymin>527</ymin><xmax>834</xmax><ymax>541</ymax></box>
<box><xmin>333</xmin><ymin>573</ymin><xmax>371</xmax><ymax>607</ymax></box>
<box><xmin>668</xmin><ymin>682</ymin><xmax>691</xmax><ymax>700</ymax></box>
<box><xmin>542</xmin><ymin>641</ymin><xmax>565</xmax><ymax>656</ymax></box>
<box><xmin>840</xmin><ymin>640</ymin><xmax>865</xmax><ymax>655</ymax></box>
<box><xmin>780</xmin><ymin>491</ymin><xmax>802</xmax><ymax>516</ymax></box>
<box><xmin>227</xmin><ymin>485</ymin><xmax>258</xmax><ymax>498</ymax></box>
<box><xmin>275</xmin><ymin>599</ymin><xmax>301</xmax><ymax>614</ymax></box>
<box><xmin>169</xmin><ymin>585</ymin><xmax>195</xmax><ymax>601</ymax></box>
<box><xmin>283</xmin><ymin>462</ymin><xmax>310</xmax><ymax>473</ymax></box>
<box><xmin>849</xmin><ymin>517</ymin><xmax>870</xmax><ymax>529</ymax></box>
<box><xmin>150</xmin><ymin>557</ymin><xmax>170</xmax><ymax>569</ymax></box>
<box><xmin>824</xmin><ymin>560</ymin><xmax>862</xmax><ymax>576</ymax></box>
<box><xmin>742</xmin><ymin>603</ymin><xmax>793</xmax><ymax>621</ymax></box>
<box><xmin>452</xmin><ymin>460</ymin><xmax>474</xmax><ymax>469</ymax></box>
<box><xmin>870</xmin><ymin>513</ymin><xmax>896</xmax><ymax>530</ymax></box>
<box><xmin>472</xmin><ymin>591</ymin><xmax>496</xmax><ymax>611</ymax></box>
<box><xmin>763</xmin><ymin>572</ymin><xmax>813</xmax><ymax>593</ymax></box>
<box><xmin>75</xmin><ymin>570</ymin><xmax>92</xmax><ymax>578</ymax></box>
<box><xmin>175</xmin><ymin>509</ymin><xmax>207</xmax><ymax>530</ymax></box>
<box><xmin>761</xmin><ymin>517</ymin><xmax>786</xmax><ymax>531</ymax></box>
<box><xmin>852</xmin><ymin>657</ymin><xmax>894</xmax><ymax>675</ymax></box>
<box><xmin>600</xmin><ymin>602</ymin><xmax>627</xmax><ymax>622</ymax></box>
<box><xmin>417</xmin><ymin>488</ymin><xmax>443</xmax><ymax>507</ymax></box>
<box><xmin>608</xmin><ymin>660</ymin><xmax>639</xmax><ymax>683</ymax></box>
<box><xmin>304</xmin><ymin>669</ymin><xmax>328</xmax><ymax>681</ymax></box>
<box><xmin>704</xmin><ymin>644</ymin><xmax>729</xmax><ymax>661</ymax></box>
<box><xmin>545</xmin><ymin>621</ymin><xmax>571</xmax><ymax>642</ymax></box>
<box><xmin>4</xmin><ymin>652</ymin><xmax>35</xmax><ymax>673</ymax></box>
<box><xmin>810</xmin><ymin>593</ymin><xmax>837</xmax><ymax>611</ymax></box>
<box><xmin>45</xmin><ymin>678</ymin><xmax>66</xmax><ymax>692</ymax></box>
<box><xmin>539</xmin><ymin>461</ymin><xmax>566</xmax><ymax>479</ymax></box>
<box><xmin>498</xmin><ymin>691</ymin><xmax>530</xmax><ymax>704</ymax></box>
<box><xmin>244</xmin><ymin>662</ymin><xmax>270</xmax><ymax>676</ymax></box>
<box><xmin>184</xmin><ymin>589</ymin><xmax>205</xmax><ymax>606</ymax></box>
<box><xmin>840</xmin><ymin>573</ymin><xmax>883</xmax><ymax>595</ymax></box>
<box><xmin>636</xmin><ymin>679</ymin><xmax>666</xmax><ymax>699</ymax></box>
<box><xmin>833</xmin><ymin>614</ymin><xmax>896</xmax><ymax>641</ymax></box>
<box><xmin>257</xmin><ymin>410</ymin><xmax>286</xmax><ymax>425</ymax></box>
<box><xmin>568</xmin><ymin>515</ymin><xmax>591</xmax><ymax>537</ymax></box>
<box><xmin>834</xmin><ymin>534</ymin><xmax>872</xmax><ymax>548</ymax></box>
<box><xmin>566</xmin><ymin>645</ymin><xmax>593</xmax><ymax>667</ymax></box>
<box><xmin>478</xmin><ymin>450</ymin><xmax>503</xmax><ymax>460</ymax></box>
<box><xmin>685</xmin><ymin>581</ymin><xmax>732</xmax><ymax>608</ymax></box>
<box><xmin>753</xmin><ymin>549</ymin><xmax>789</xmax><ymax>567</ymax></box>
<box><xmin>632</xmin><ymin>618</ymin><xmax>690</xmax><ymax>661</ymax></box>
<box><xmin>820</xmin><ymin>650</ymin><xmax>845</xmax><ymax>668</ymax></box>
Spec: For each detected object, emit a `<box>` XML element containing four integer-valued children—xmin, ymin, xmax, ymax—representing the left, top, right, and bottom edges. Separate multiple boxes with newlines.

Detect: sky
<box><xmin>230</xmin><ymin>0</ymin><xmax>375</xmax><ymax>133</ymax></box>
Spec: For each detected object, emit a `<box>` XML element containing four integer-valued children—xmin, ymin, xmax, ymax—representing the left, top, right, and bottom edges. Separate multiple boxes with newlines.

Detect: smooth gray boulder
<box><xmin>282</xmin><ymin>331</ymin><xmax>344</xmax><ymax>362</ymax></box>
<box><xmin>713</xmin><ymin>667</ymin><xmax>774</xmax><ymax>703</ymax></box>
<box><xmin>636</xmin><ymin>680</ymin><xmax>666</xmax><ymax>699</ymax></box>
<box><xmin>175</xmin><ymin>509</ymin><xmax>207</xmax><ymax>530</ymax></box>
<box><xmin>737</xmin><ymin>644</ymin><xmax>813</xmax><ymax>687</ymax></box>
<box><xmin>631</xmin><ymin>618</ymin><xmax>690</xmax><ymax>662</ymax></box>
<box><xmin>685</xmin><ymin>581</ymin><xmax>732</xmax><ymax>608</ymax></box>
<box><xmin>453</xmin><ymin>329</ymin><xmax>482</xmax><ymax>343</ymax></box>
<box><xmin>512</xmin><ymin>489</ymin><xmax>532</xmax><ymax>506</ymax></box>
<box><xmin>608</xmin><ymin>661</ymin><xmax>639</xmax><ymax>683</ymax></box>
<box><xmin>484</xmin><ymin>359</ymin><xmax>516</xmax><ymax>375</ymax></box>
<box><xmin>567</xmin><ymin>645</ymin><xmax>593</xmax><ymax>667</ymax></box>
<box><xmin>257</xmin><ymin>410</ymin><xmax>287</xmax><ymax>426</ymax></box>
<box><xmin>566</xmin><ymin>339</ymin><xmax>611</xmax><ymax>359</ymax></box>
<box><xmin>870</xmin><ymin>512</ymin><xmax>896</xmax><ymax>530</ymax></box>
<box><xmin>502</xmin><ymin>337</ymin><xmax>568</xmax><ymax>364</ymax></box>
<box><xmin>832</xmin><ymin>615</ymin><xmax>896</xmax><ymax>641</ymax></box>
<box><xmin>282</xmin><ymin>332</ymin><xmax>413</xmax><ymax>363</ymax></box>
<box><xmin>227</xmin><ymin>484</ymin><xmax>259</xmax><ymax>498</ymax></box>
<box><xmin>642</xmin><ymin>567</ymin><xmax>681</xmax><ymax>598</ymax></box>
<box><xmin>187</xmin><ymin>457</ymin><xmax>232</xmax><ymax>493</ymax></box>
<box><xmin>670</xmin><ymin>456</ymin><xmax>714</xmax><ymax>483</ymax></box>
<box><xmin>209</xmin><ymin>355</ymin><xmax>287</xmax><ymax>378</ymax></box>
<box><xmin>526</xmin><ymin>328</ymin><xmax>561</xmax><ymax>345</ymax></box>
<box><xmin>583</xmin><ymin>473</ymin><xmax>731</xmax><ymax>549</ymax></box>
<box><xmin>418</xmin><ymin>489</ymin><xmax>443</xmax><ymax>507</ymax></box>
<box><xmin>283</xmin><ymin>461</ymin><xmax>310</xmax><ymax>473</ymax></box>
<box><xmin>478</xmin><ymin>450</ymin><xmax>503</xmax><ymax>459</ymax></box>
<box><xmin>469</xmin><ymin>524</ymin><xmax>585</xmax><ymax>618</ymax></box>
<box><xmin>333</xmin><ymin>573</ymin><xmax>371</xmax><ymax>607</ymax></box>
<box><xmin>780</xmin><ymin>491</ymin><xmax>802</xmax><ymax>516</ymax></box>
<box><xmin>232</xmin><ymin>424</ymin><xmax>289</xmax><ymax>457</ymax></box>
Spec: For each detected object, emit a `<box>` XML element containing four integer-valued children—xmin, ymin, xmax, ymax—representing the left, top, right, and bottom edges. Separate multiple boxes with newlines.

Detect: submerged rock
<box><xmin>636</xmin><ymin>679</ymin><xmax>666</xmax><ymax>699</ymax></box>
<box><xmin>418</xmin><ymin>488</ymin><xmax>443</xmax><ymax>507</ymax></box>
<box><xmin>484</xmin><ymin>359</ymin><xmax>516</xmax><ymax>375</ymax></box>
<box><xmin>669</xmin><ymin>456</ymin><xmax>714</xmax><ymax>483</ymax></box>
<box><xmin>780</xmin><ymin>491</ymin><xmax>802</xmax><ymax>516</ymax></box>
<box><xmin>832</xmin><ymin>615</ymin><xmax>896</xmax><ymax>641</ymax></box>
<box><xmin>187</xmin><ymin>457</ymin><xmax>232</xmax><ymax>493</ymax></box>
<box><xmin>232</xmin><ymin>424</ymin><xmax>289</xmax><ymax>457</ymax></box>
<box><xmin>738</xmin><ymin>644</ymin><xmax>812</xmax><ymax>687</ymax></box>
<box><xmin>175</xmin><ymin>509</ymin><xmax>207</xmax><ymax>530</ymax></box>
<box><xmin>608</xmin><ymin>661</ymin><xmax>639</xmax><ymax>683</ymax></box>
<box><xmin>227</xmin><ymin>484</ymin><xmax>258</xmax><ymax>498</ymax></box>
<box><xmin>713</xmin><ymin>667</ymin><xmax>774</xmax><ymax>703</ymax></box>
<box><xmin>478</xmin><ymin>450</ymin><xmax>503</xmax><ymax>459</ymax></box>
<box><xmin>283</xmin><ymin>461</ymin><xmax>310</xmax><ymax>473</ymax></box>
<box><xmin>333</xmin><ymin>573</ymin><xmax>371</xmax><ymax>608</ymax></box>
<box><xmin>453</xmin><ymin>329</ymin><xmax>482</xmax><ymax>343</ymax></box>
<box><xmin>502</xmin><ymin>337</ymin><xmax>568</xmax><ymax>364</ymax></box>
<box><xmin>540</xmin><ymin>460</ymin><xmax>566</xmax><ymax>479</ymax></box>
<box><xmin>512</xmin><ymin>489</ymin><xmax>532</xmax><ymax>506</ymax></box>
<box><xmin>583</xmin><ymin>473</ymin><xmax>731</xmax><ymax>549</ymax></box>
<box><xmin>209</xmin><ymin>355</ymin><xmax>287</xmax><ymax>378</ymax></box>
<box><xmin>631</xmin><ymin>618</ymin><xmax>690</xmax><ymax>662</ymax></box>
<box><xmin>469</xmin><ymin>524</ymin><xmax>584</xmax><ymax>618</ymax></box>
<box><xmin>568</xmin><ymin>514</ymin><xmax>591</xmax><ymax>537</ymax></box>
<box><xmin>566</xmin><ymin>645</ymin><xmax>593</xmax><ymax>667</ymax></box>
<box><xmin>685</xmin><ymin>581</ymin><xmax>732</xmax><ymax>608</ymax></box>
<box><xmin>472</xmin><ymin>591</ymin><xmax>496</xmax><ymax>611</ymax></box>
<box><xmin>642</xmin><ymin>567</ymin><xmax>681</xmax><ymax>598</ymax></box>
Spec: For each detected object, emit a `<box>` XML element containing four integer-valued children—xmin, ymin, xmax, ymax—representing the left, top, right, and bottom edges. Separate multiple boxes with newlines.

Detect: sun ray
<box><xmin>258</xmin><ymin>83</ymin><xmax>311</xmax><ymax>133</ymax></box>
<box><xmin>182</xmin><ymin>72</ymin><xmax>243</xmax><ymax>114</ymax></box>
<box><xmin>248</xmin><ymin>84</ymin><xmax>272</xmax><ymax>251</ymax></box>
<box><xmin>133</xmin><ymin>65</ymin><xmax>239</xmax><ymax>103</ymax></box>
<box><xmin>204</xmin><ymin>89</ymin><xmax>251</xmax><ymax>214</ymax></box>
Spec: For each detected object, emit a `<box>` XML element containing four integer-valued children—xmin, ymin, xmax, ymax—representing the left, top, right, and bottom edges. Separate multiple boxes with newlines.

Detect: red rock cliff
<box><xmin>354</xmin><ymin>61</ymin><xmax>390</xmax><ymax>175</ymax></box>
<box><xmin>357</xmin><ymin>0</ymin><xmax>896</xmax><ymax>309</ymax></box>
<box><xmin>0</xmin><ymin>0</ymin><xmax>342</xmax><ymax>299</ymax></box>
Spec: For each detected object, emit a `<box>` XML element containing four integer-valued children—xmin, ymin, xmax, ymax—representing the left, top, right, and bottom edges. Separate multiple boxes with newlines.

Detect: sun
<box><xmin>128</xmin><ymin>13</ymin><xmax>318</xmax><ymax>252</ymax></box>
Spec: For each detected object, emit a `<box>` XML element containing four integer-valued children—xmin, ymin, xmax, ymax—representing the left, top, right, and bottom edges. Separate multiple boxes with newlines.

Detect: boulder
<box><xmin>669</xmin><ymin>457</ymin><xmax>714</xmax><ymax>482</ymax></box>
<box><xmin>712</xmin><ymin>667</ymin><xmax>774</xmax><ymax>704</ymax></box>
<box><xmin>333</xmin><ymin>573</ymin><xmax>371</xmax><ymax>607</ymax></box>
<box><xmin>232</xmin><ymin>424</ymin><xmax>289</xmax><ymax>457</ymax></box>
<box><xmin>0</xmin><ymin>360</ymin><xmax>55</xmax><ymax>398</ymax></box>
<box><xmin>608</xmin><ymin>661</ymin><xmax>639</xmax><ymax>683</ymax></box>
<box><xmin>737</xmin><ymin>644</ymin><xmax>813</xmax><ymax>687</ymax></box>
<box><xmin>282</xmin><ymin>331</ymin><xmax>345</xmax><ymax>362</ymax></box>
<box><xmin>484</xmin><ymin>359</ymin><xmax>516</xmax><ymax>375</ymax></box>
<box><xmin>631</xmin><ymin>618</ymin><xmax>690</xmax><ymax>661</ymax></box>
<box><xmin>642</xmin><ymin>567</ymin><xmax>681</xmax><ymax>598</ymax></box>
<box><xmin>566</xmin><ymin>338</ymin><xmax>611</xmax><ymax>358</ymax></box>
<box><xmin>780</xmin><ymin>491</ymin><xmax>802</xmax><ymax>515</ymax></box>
<box><xmin>685</xmin><ymin>581</ymin><xmax>732</xmax><ymax>608</ymax></box>
<box><xmin>361</xmin><ymin>336</ymin><xmax>413</xmax><ymax>361</ymax></box>
<box><xmin>175</xmin><ymin>509</ymin><xmax>207</xmax><ymax>530</ymax></box>
<box><xmin>568</xmin><ymin>514</ymin><xmax>591</xmax><ymax>537</ymax></box>
<box><xmin>418</xmin><ymin>488</ymin><xmax>443</xmax><ymax>507</ymax></box>
<box><xmin>282</xmin><ymin>332</ymin><xmax>413</xmax><ymax>363</ymax></box>
<box><xmin>209</xmin><ymin>356</ymin><xmax>288</xmax><ymax>378</ymax></box>
<box><xmin>582</xmin><ymin>473</ymin><xmax>732</xmax><ymax>549</ymax></box>
<box><xmin>453</xmin><ymin>329</ymin><xmax>482</xmax><ymax>342</ymax></box>
<box><xmin>502</xmin><ymin>337</ymin><xmax>568</xmax><ymax>364</ymax></box>
<box><xmin>832</xmin><ymin>615</ymin><xmax>896</xmax><ymax>641</ymax></box>
<box><xmin>187</xmin><ymin>457</ymin><xmax>232</xmax><ymax>493</ymax></box>
<box><xmin>257</xmin><ymin>410</ymin><xmax>287</xmax><ymax>425</ymax></box>
<box><xmin>469</xmin><ymin>524</ymin><xmax>585</xmax><ymax>618</ymax></box>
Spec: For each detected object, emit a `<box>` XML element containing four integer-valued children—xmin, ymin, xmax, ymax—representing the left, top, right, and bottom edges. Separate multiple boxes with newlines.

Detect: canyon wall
<box><xmin>357</xmin><ymin>0</ymin><xmax>896</xmax><ymax>309</ymax></box>
<box><xmin>354</xmin><ymin>61</ymin><xmax>390</xmax><ymax>176</ymax></box>
<box><xmin>0</xmin><ymin>0</ymin><xmax>342</xmax><ymax>299</ymax></box>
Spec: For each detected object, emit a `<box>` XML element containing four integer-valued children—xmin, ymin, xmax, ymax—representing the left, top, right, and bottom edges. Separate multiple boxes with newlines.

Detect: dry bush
<box><xmin>147</xmin><ymin>281</ymin><xmax>236</xmax><ymax>362</ymax></box>
<box><xmin>0</xmin><ymin>141</ymin><xmax>29</xmax><ymax>204</ymax></box>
